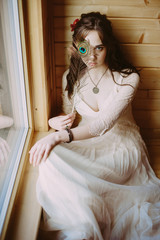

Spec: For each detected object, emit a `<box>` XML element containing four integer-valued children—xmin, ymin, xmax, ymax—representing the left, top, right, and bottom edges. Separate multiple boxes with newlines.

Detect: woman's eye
<box><xmin>96</xmin><ymin>46</ymin><xmax>104</xmax><ymax>51</ymax></box>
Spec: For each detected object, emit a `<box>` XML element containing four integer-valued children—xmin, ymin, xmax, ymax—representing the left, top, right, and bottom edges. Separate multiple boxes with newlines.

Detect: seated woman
<box><xmin>29</xmin><ymin>12</ymin><xmax>160</xmax><ymax>240</ymax></box>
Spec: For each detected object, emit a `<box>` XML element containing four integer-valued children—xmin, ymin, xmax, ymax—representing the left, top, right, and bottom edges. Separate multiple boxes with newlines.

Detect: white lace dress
<box><xmin>36</xmin><ymin>70</ymin><xmax>160</xmax><ymax>240</ymax></box>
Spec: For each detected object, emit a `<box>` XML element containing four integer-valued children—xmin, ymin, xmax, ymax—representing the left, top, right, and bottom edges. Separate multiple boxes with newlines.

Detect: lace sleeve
<box><xmin>62</xmin><ymin>70</ymin><xmax>74</xmax><ymax>114</ymax></box>
<box><xmin>89</xmin><ymin>73</ymin><xmax>140</xmax><ymax>136</ymax></box>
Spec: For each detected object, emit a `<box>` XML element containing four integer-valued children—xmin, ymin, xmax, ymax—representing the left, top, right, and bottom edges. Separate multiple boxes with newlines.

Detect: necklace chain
<box><xmin>87</xmin><ymin>67</ymin><xmax>108</xmax><ymax>94</ymax></box>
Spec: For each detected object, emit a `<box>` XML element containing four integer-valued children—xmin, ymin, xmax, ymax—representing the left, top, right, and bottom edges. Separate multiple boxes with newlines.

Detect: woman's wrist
<box><xmin>65</xmin><ymin>127</ymin><xmax>73</xmax><ymax>143</ymax></box>
<box><xmin>55</xmin><ymin>129</ymin><xmax>70</xmax><ymax>143</ymax></box>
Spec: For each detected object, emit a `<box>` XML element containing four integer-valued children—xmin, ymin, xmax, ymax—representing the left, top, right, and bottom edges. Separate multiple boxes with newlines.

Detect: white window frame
<box><xmin>0</xmin><ymin>0</ymin><xmax>29</xmax><ymax>234</ymax></box>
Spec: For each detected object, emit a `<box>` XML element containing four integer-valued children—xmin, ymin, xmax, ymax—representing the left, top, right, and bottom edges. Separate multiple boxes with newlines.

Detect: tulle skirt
<box><xmin>36</xmin><ymin>122</ymin><xmax>160</xmax><ymax>240</ymax></box>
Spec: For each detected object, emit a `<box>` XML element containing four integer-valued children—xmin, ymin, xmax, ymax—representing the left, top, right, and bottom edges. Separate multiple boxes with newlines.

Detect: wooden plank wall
<box><xmin>42</xmin><ymin>0</ymin><xmax>56</xmax><ymax>118</ymax></box>
<box><xmin>48</xmin><ymin>0</ymin><xmax>160</xmax><ymax>172</ymax></box>
<box><xmin>22</xmin><ymin>0</ymin><xmax>52</xmax><ymax>131</ymax></box>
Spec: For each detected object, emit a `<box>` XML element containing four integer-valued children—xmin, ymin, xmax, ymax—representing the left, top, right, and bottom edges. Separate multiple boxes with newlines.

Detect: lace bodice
<box><xmin>62</xmin><ymin>70</ymin><xmax>140</xmax><ymax>136</ymax></box>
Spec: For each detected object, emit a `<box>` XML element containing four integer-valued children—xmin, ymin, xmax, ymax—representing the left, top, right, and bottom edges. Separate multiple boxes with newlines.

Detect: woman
<box><xmin>29</xmin><ymin>12</ymin><xmax>160</xmax><ymax>240</ymax></box>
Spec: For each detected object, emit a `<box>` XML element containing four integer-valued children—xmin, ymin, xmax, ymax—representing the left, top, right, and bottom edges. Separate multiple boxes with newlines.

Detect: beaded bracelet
<box><xmin>65</xmin><ymin>126</ymin><xmax>73</xmax><ymax>143</ymax></box>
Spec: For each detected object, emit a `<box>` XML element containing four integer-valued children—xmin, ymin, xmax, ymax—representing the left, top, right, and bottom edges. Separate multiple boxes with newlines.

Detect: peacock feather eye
<box><xmin>77</xmin><ymin>40</ymin><xmax>89</xmax><ymax>57</ymax></box>
<box><xmin>79</xmin><ymin>47</ymin><xmax>86</xmax><ymax>54</ymax></box>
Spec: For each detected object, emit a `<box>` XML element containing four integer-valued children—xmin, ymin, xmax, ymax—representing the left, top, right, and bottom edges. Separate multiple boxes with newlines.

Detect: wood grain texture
<box><xmin>25</xmin><ymin>0</ymin><xmax>50</xmax><ymax>131</ymax></box>
<box><xmin>53</xmin><ymin>17</ymin><xmax>160</xmax><ymax>29</ymax></box>
<box><xmin>54</xmin><ymin>28</ymin><xmax>160</xmax><ymax>44</ymax></box>
<box><xmin>134</xmin><ymin>110</ymin><xmax>160</xmax><ymax>129</ymax></box>
<box><xmin>51</xmin><ymin>0</ymin><xmax>160</xmax><ymax>7</ymax></box>
<box><xmin>139</xmin><ymin>68</ymin><xmax>160</xmax><ymax>90</ymax></box>
<box><xmin>51</xmin><ymin>4</ymin><xmax>160</xmax><ymax>18</ymax></box>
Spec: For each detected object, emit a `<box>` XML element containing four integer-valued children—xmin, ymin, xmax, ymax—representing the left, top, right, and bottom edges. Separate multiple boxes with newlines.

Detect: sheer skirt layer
<box><xmin>37</xmin><ymin>122</ymin><xmax>160</xmax><ymax>240</ymax></box>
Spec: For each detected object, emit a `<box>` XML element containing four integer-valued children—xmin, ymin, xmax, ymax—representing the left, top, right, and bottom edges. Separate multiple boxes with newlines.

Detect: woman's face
<box><xmin>77</xmin><ymin>30</ymin><xmax>107</xmax><ymax>69</ymax></box>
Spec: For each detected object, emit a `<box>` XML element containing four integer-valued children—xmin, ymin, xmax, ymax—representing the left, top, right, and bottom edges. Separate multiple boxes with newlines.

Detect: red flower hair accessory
<box><xmin>70</xmin><ymin>18</ymin><xmax>79</xmax><ymax>32</ymax></box>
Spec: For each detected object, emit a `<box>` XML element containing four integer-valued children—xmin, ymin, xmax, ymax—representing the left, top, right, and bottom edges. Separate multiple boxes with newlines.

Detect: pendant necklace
<box><xmin>88</xmin><ymin>67</ymin><xmax>108</xmax><ymax>94</ymax></box>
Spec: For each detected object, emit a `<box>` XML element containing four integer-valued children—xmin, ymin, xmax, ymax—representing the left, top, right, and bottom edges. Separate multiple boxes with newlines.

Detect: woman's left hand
<box><xmin>29</xmin><ymin>132</ymin><xmax>61</xmax><ymax>166</ymax></box>
<box><xmin>48</xmin><ymin>113</ymin><xmax>76</xmax><ymax>131</ymax></box>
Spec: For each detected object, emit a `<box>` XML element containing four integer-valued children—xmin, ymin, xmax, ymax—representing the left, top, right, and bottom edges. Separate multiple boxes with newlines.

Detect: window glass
<box><xmin>0</xmin><ymin>0</ymin><xmax>28</xmax><ymax>233</ymax></box>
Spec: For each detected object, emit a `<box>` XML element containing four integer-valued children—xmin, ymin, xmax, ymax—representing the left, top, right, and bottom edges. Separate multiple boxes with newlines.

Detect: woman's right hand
<box><xmin>29</xmin><ymin>132</ymin><xmax>62</xmax><ymax>166</ymax></box>
<box><xmin>48</xmin><ymin>113</ymin><xmax>76</xmax><ymax>131</ymax></box>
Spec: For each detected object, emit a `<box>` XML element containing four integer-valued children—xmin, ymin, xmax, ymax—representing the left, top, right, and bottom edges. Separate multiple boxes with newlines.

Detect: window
<box><xmin>0</xmin><ymin>0</ymin><xmax>29</xmax><ymax>234</ymax></box>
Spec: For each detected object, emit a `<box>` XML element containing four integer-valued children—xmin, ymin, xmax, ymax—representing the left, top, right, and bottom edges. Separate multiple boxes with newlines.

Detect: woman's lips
<box><xmin>88</xmin><ymin>62</ymin><xmax>96</xmax><ymax>67</ymax></box>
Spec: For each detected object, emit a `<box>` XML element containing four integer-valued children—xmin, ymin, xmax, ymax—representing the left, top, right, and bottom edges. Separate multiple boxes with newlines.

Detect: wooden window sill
<box><xmin>4</xmin><ymin>131</ymin><xmax>50</xmax><ymax>240</ymax></box>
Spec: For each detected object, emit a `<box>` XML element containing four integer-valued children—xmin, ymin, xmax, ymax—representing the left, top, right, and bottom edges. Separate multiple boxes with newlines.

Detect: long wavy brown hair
<box><xmin>66</xmin><ymin>12</ymin><xmax>139</xmax><ymax>98</ymax></box>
